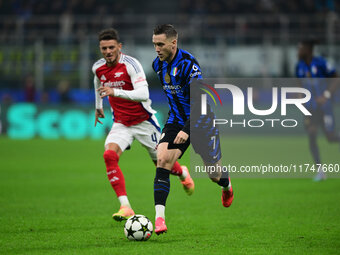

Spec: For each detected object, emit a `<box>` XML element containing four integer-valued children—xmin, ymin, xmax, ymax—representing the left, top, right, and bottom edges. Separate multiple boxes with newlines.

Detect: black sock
<box><xmin>217</xmin><ymin>169</ymin><xmax>229</xmax><ymax>188</ymax></box>
<box><xmin>308</xmin><ymin>134</ymin><xmax>321</xmax><ymax>164</ymax></box>
<box><xmin>154</xmin><ymin>167</ymin><xmax>170</xmax><ymax>206</ymax></box>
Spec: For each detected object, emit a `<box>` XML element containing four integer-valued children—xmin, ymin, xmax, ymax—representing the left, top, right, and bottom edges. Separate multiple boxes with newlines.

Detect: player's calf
<box><xmin>103</xmin><ymin>150</ymin><xmax>127</xmax><ymax>197</ymax></box>
<box><xmin>104</xmin><ymin>150</ymin><xmax>134</xmax><ymax>215</ymax></box>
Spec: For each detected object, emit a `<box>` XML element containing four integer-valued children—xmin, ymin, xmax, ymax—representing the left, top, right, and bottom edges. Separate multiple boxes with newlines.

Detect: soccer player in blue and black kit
<box><xmin>296</xmin><ymin>39</ymin><xmax>340</xmax><ymax>181</ymax></box>
<box><xmin>151</xmin><ymin>24</ymin><xmax>234</xmax><ymax>234</ymax></box>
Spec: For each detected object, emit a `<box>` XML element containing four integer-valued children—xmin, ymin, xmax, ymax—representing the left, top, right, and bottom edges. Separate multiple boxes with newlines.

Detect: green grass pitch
<box><xmin>0</xmin><ymin>136</ymin><xmax>340</xmax><ymax>254</ymax></box>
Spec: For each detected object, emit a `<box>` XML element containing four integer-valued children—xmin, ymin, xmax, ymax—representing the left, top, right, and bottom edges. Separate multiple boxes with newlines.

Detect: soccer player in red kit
<box><xmin>93</xmin><ymin>28</ymin><xmax>194</xmax><ymax>221</ymax></box>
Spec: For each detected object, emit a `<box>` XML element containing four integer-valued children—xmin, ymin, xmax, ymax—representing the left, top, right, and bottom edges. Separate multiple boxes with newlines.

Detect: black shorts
<box><xmin>159</xmin><ymin>123</ymin><xmax>191</xmax><ymax>158</ymax></box>
<box><xmin>191</xmin><ymin>126</ymin><xmax>222</xmax><ymax>164</ymax></box>
<box><xmin>159</xmin><ymin>122</ymin><xmax>222</xmax><ymax>163</ymax></box>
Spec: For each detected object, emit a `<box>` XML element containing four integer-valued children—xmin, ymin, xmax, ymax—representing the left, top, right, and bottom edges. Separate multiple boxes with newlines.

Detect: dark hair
<box><xmin>300</xmin><ymin>38</ymin><xmax>319</xmax><ymax>50</ymax></box>
<box><xmin>153</xmin><ymin>24</ymin><xmax>178</xmax><ymax>39</ymax></box>
<box><xmin>98</xmin><ymin>28</ymin><xmax>120</xmax><ymax>42</ymax></box>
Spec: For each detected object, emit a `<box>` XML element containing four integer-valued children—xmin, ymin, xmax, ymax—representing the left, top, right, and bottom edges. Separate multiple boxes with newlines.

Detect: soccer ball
<box><xmin>124</xmin><ymin>215</ymin><xmax>153</xmax><ymax>241</ymax></box>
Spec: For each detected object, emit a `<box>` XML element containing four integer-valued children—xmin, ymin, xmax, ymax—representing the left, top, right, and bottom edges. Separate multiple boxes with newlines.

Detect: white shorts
<box><xmin>105</xmin><ymin>120</ymin><xmax>161</xmax><ymax>161</ymax></box>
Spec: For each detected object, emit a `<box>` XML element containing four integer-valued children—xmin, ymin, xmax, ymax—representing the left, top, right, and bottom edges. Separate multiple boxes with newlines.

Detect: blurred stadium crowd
<box><xmin>0</xmin><ymin>0</ymin><xmax>337</xmax><ymax>16</ymax></box>
<box><xmin>0</xmin><ymin>0</ymin><xmax>339</xmax><ymax>104</ymax></box>
<box><xmin>0</xmin><ymin>0</ymin><xmax>338</xmax><ymax>43</ymax></box>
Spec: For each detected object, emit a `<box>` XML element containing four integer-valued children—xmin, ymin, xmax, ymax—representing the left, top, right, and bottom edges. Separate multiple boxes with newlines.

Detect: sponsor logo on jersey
<box><xmin>100</xmin><ymin>74</ymin><xmax>106</xmax><ymax>80</ymax></box>
<box><xmin>101</xmin><ymin>80</ymin><xmax>125</xmax><ymax>88</ymax></box>
<box><xmin>135</xmin><ymin>76</ymin><xmax>146</xmax><ymax>84</ymax></box>
<box><xmin>163</xmin><ymin>84</ymin><xmax>182</xmax><ymax>94</ymax></box>
<box><xmin>190</xmin><ymin>71</ymin><xmax>202</xmax><ymax>78</ymax></box>
<box><xmin>114</xmin><ymin>72</ymin><xmax>124</xmax><ymax>78</ymax></box>
<box><xmin>190</xmin><ymin>65</ymin><xmax>201</xmax><ymax>78</ymax></box>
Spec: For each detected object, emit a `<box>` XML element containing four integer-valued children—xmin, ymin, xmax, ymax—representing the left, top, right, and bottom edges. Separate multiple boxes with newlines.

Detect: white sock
<box><xmin>179</xmin><ymin>167</ymin><xmax>188</xmax><ymax>181</ymax></box>
<box><xmin>118</xmin><ymin>195</ymin><xmax>131</xmax><ymax>208</ymax></box>
<box><xmin>155</xmin><ymin>205</ymin><xmax>165</xmax><ymax>219</ymax></box>
<box><xmin>316</xmin><ymin>165</ymin><xmax>326</xmax><ymax>179</ymax></box>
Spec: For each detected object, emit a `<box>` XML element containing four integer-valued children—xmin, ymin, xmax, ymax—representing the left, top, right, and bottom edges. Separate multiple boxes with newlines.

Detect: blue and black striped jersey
<box><xmin>296</xmin><ymin>56</ymin><xmax>336</xmax><ymax>109</ymax></box>
<box><xmin>152</xmin><ymin>48</ymin><xmax>202</xmax><ymax>133</ymax></box>
<box><xmin>296</xmin><ymin>56</ymin><xmax>335</xmax><ymax>79</ymax></box>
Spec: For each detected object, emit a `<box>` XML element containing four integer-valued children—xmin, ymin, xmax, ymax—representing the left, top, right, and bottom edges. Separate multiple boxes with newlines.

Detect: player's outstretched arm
<box><xmin>97</xmin><ymin>85</ymin><xmax>149</xmax><ymax>102</ymax></box>
<box><xmin>93</xmin><ymin>75</ymin><xmax>103</xmax><ymax>110</ymax></box>
<box><xmin>93</xmin><ymin>74</ymin><xmax>105</xmax><ymax>126</ymax></box>
<box><xmin>94</xmin><ymin>109</ymin><xmax>105</xmax><ymax>126</ymax></box>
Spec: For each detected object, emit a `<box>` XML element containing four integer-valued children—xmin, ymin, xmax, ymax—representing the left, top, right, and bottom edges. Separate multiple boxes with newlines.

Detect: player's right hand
<box><xmin>173</xmin><ymin>130</ymin><xmax>189</xmax><ymax>144</ymax></box>
<box><xmin>95</xmin><ymin>109</ymin><xmax>105</xmax><ymax>126</ymax></box>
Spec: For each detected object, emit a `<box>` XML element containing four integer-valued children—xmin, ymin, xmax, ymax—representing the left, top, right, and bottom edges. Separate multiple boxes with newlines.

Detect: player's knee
<box><xmin>157</xmin><ymin>154</ymin><xmax>172</xmax><ymax>168</ymax></box>
<box><xmin>103</xmin><ymin>150</ymin><xmax>119</xmax><ymax>164</ymax></box>
<box><xmin>157</xmin><ymin>157</ymin><xmax>169</xmax><ymax>168</ymax></box>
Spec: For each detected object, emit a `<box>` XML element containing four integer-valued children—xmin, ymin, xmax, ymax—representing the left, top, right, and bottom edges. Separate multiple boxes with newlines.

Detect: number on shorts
<box><xmin>211</xmin><ymin>135</ymin><xmax>216</xmax><ymax>150</ymax></box>
<box><xmin>151</xmin><ymin>132</ymin><xmax>158</xmax><ymax>144</ymax></box>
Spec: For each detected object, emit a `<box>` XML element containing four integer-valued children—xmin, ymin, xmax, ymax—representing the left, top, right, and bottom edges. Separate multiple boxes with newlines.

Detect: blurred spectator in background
<box><xmin>59</xmin><ymin>8</ymin><xmax>73</xmax><ymax>43</ymax></box>
<box><xmin>1</xmin><ymin>94</ymin><xmax>13</xmax><ymax>105</ymax></box>
<box><xmin>315</xmin><ymin>0</ymin><xmax>335</xmax><ymax>12</ymax></box>
<box><xmin>24</xmin><ymin>75</ymin><xmax>36</xmax><ymax>102</ymax></box>
<box><xmin>40</xmin><ymin>90</ymin><xmax>50</xmax><ymax>104</ymax></box>
<box><xmin>57</xmin><ymin>80</ymin><xmax>71</xmax><ymax>103</ymax></box>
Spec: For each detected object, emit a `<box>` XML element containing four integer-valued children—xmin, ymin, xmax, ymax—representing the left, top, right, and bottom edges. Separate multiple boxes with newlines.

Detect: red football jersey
<box><xmin>92</xmin><ymin>53</ymin><xmax>153</xmax><ymax>126</ymax></box>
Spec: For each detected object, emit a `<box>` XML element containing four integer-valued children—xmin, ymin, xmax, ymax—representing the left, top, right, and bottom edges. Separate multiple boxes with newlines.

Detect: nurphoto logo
<box><xmin>200</xmin><ymin>82</ymin><xmax>312</xmax><ymax>128</ymax></box>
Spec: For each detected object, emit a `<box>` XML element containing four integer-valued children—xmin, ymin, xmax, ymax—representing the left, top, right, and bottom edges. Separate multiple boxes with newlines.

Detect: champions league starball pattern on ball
<box><xmin>124</xmin><ymin>215</ymin><xmax>153</xmax><ymax>241</ymax></box>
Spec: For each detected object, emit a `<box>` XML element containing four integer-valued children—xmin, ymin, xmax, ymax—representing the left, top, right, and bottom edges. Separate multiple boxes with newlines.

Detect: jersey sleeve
<box><xmin>323</xmin><ymin>59</ymin><xmax>336</xmax><ymax>77</ymax></box>
<box><xmin>183</xmin><ymin>59</ymin><xmax>203</xmax><ymax>85</ymax></box>
<box><xmin>125</xmin><ymin>57</ymin><xmax>148</xmax><ymax>89</ymax></box>
<box><xmin>92</xmin><ymin>65</ymin><xmax>103</xmax><ymax>109</ymax></box>
<box><xmin>113</xmin><ymin>86</ymin><xmax>149</xmax><ymax>102</ymax></box>
<box><xmin>113</xmin><ymin>57</ymin><xmax>149</xmax><ymax>102</ymax></box>
<box><xmin>181</xmin><ymin>59</ymin><xmax>203</xmax><ymax>134</ymax></box>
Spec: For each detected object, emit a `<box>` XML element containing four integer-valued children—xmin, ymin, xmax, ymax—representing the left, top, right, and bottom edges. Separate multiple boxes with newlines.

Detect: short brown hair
<box><xmin>98</xmin><ymin>28</ymin><xmax>120</xmax><ymax>42</ymax></box>
<box><xmin>153</xmin><ymin>24</ymin><xmax>178</xmax><ymax>39</ymax></box>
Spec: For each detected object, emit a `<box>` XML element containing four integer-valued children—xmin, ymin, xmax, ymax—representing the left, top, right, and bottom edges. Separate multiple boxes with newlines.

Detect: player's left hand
<box><xmin>173</xmin><ymin>131</ymin><xmax>189</xmax><ymax>144</ymax></box>
<box><xmin>316</xmin><ymin>96</ymin><xmax>328</xmax><ymax>105</ymax></box>
<box><xmin>98</xmin><ymin>86</ymin><xmax>114</xmax><ymax>98</ymax></box>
